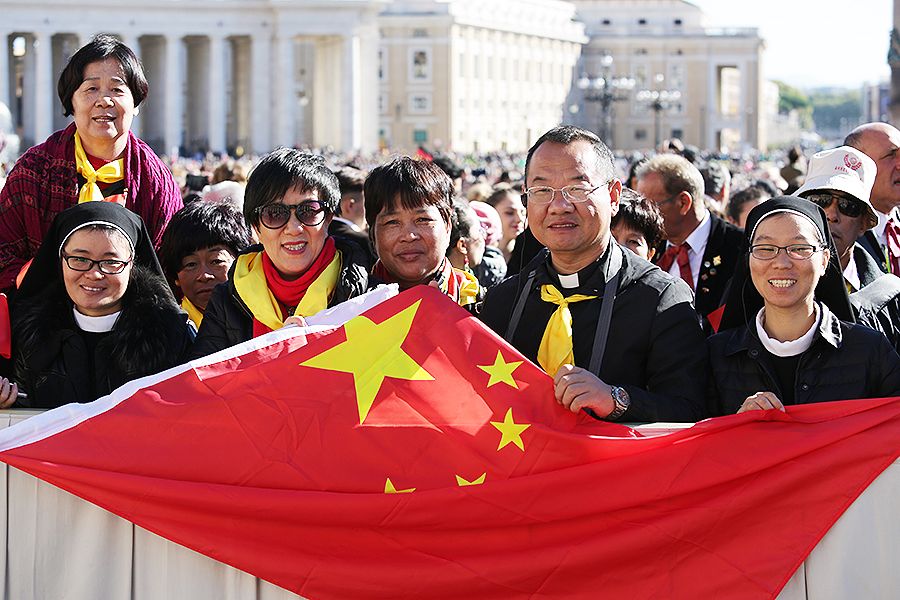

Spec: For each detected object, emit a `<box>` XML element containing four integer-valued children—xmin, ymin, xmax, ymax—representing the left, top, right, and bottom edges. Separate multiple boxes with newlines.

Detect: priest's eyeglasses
<box><xmin>62</xmin><ymin>254</ymin><xmax>131</xmax><ymax>274</ymax></box>
<box><xmin>524</xmin><ymin>184</ymin><xmax>606</xmax><ymax>205</ymax></box>
<box><xmin>749</xmin><ymin>244</ymin><xmax>822</xmax><ymax>261</ymax></box>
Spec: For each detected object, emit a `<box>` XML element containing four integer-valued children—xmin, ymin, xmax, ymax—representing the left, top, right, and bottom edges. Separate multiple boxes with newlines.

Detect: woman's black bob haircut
<box><xmin>58</xmin><ymin>34</ymin><xmax>149</xmax><ymax>117</ymax></box>
<box><xmin>243</xmin><ymin>148</ymin><xmax>341</xmax><ymax>229</ymax></box>
<box><xmin>157</xmin><ymin>201</ymin><xmax>253</xmax><ymax>289</ymax></box>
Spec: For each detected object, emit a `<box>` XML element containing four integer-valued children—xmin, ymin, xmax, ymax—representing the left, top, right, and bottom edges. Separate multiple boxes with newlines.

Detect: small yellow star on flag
<box><xmin>384</xmin><ymin>477</ymin><xmax>415</xmax><ymax>494</ymax></box>
<box><xmin>301</xmin><ymin>300</ymin><xmax>434</xmax><ymax>424</ymax></box>
<box><xmin>490</xmin><ymin>408</ymin><xmax>531</xmax><ymax>451</ymax></box>
<box><xmin>456</xmin><ymin>473</ymin><xmax>486</xmax><ymax>486</ymax></box>
<box><xmin>477</xmin><ymin>351</ymin><xmax>523</xmax><ymax>388</ymax></box>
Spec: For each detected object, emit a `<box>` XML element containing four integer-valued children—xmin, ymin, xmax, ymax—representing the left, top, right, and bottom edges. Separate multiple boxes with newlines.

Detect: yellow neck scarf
<box><xmin>232</xmin><ymin>250</ymin><xmax>342</xmax><ymax>331</ymax></box>
<box><xmin>181</xmin><ymin>296</ymin><xmax>204</xmax><ymax>328</ymax></box>
<box><xmin>537</xmin><ymin>284</ymin><xmax>597</xmax><ymax>376</ymax></box>
<box><xmin>74</xmin><ymin>131</ymin><xmax>125</xmax><ymax>203</ymax></box>
<box><xmin>450</xmin><ymin>268</ymin><xmax>481</xmax><ymax>307</ymax></box>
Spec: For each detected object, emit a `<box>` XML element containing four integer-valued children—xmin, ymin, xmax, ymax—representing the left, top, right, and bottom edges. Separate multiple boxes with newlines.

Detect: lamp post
<box><xmin>576</xmin><ymin>54</ymin><xmax>635</xmax><ymax>148</ymax></box>
<box><xmin>636</xmin><ymin>73</ymin><xmax>681</xmax><ymax>149</ymax></box>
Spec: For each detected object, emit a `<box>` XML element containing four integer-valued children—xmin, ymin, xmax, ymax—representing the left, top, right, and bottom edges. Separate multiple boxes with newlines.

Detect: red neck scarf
<box><xmin>261</xmin><ymin>237</ymin><xmax>337</xmax><ymax>313</ymax></box>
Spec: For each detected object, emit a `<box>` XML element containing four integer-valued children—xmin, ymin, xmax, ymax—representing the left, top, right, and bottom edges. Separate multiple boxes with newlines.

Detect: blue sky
<box><xmin>691</xmin><ymin>0</ymin><xmax>892</xmax><ymax>89</ymax></box>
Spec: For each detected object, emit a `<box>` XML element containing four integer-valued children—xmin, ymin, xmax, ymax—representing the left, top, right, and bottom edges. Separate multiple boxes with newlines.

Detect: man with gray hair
<box><xmin>636</xmin><ymin>154</ymin><xmax>743</xmax><ymax>323</ymax></box>
<box><xmin>480</xmin><ymin>126</ymin><xmax>706</xmax><ymax>423</ymax></box>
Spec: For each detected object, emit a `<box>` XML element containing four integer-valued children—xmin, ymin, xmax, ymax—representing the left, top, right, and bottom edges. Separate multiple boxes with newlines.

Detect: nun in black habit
<box><xmin>6</xmin><ymin>202</ymin><xmax>194</xmax><ymax>408</ymax></box>
<box><xmin>707</xmin><ymin>196</ymin><xmax>900</xmax><ymax>416</ymax></box>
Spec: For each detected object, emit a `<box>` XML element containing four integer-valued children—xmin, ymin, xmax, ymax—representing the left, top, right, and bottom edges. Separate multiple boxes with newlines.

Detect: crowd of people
<box><xmin>1</xmin><ymin>34</ymin><xmax>899</xmax><ymax>422</ymax></box>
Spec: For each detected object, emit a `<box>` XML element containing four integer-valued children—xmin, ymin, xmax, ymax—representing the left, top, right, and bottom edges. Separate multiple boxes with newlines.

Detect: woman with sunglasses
<box><xmin>706</xmin><ymin>196</ymin><xmax>900</xmax><ymax>416</ymax></box>
<box><xmin>5</xmin><ymin>202</ymin><xmax>193</xmax><ymax>408</ymax></box>
<box><xmin>191</xmin><ymin>149</ymin><xmax>371</xmax><ymax>358</ymax></box>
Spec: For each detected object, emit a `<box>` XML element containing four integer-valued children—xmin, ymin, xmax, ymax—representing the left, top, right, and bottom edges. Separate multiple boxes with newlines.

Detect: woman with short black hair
<box><xmin>190</xmin><ymin>148</ymin><xmax>371</xmax><ymax>358</ymax></box>
<box><xmin>0</xmin><ymin>34</ymin><xmax>182</xmax><ymax>295</ymax></box>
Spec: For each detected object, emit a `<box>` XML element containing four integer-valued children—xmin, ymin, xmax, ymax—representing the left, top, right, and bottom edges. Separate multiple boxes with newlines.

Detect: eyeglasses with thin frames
<box><xmin>749</xmin><ymin>244</ymin><xmax>823</xmax><ymax>261</ymax></box>
<box><xmin>61</xmin><ymin>254</ymin><xmax>131</xmax><ymax>274</ymax></box>
<box><xmin>523</xmin><ymin>183</ymin><xmax>609</xmax><ymax>205</ymax></box>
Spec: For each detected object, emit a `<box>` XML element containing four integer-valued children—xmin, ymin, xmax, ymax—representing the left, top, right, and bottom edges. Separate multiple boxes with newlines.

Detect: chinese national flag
<box><xmin>0</xmin><ymin>286</ymin><xmax>898</xmax><ymax>599</ymax></box>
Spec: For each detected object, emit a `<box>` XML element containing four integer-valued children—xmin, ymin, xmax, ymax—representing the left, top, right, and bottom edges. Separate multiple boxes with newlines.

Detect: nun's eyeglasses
<box><xmin>62</xmin><ymin>254</ymin><xmax>131</xmax><ymax>274</ymax></box>
<box><xmin>749</xmin><ymin>244</ymin><xmax>822</xmax><ymax>261</ymax></box>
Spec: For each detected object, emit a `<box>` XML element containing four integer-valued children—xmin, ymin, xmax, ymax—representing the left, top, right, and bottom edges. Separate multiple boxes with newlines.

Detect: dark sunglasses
<box><xmin>256</xmin><ymin>201</ymin><xmax>327</xmax><ymax>229</ymax></box>
<box><xmin>805</xmin><ymin>192</ymin><xmax>864</xmax><ymax>219</ymax></box>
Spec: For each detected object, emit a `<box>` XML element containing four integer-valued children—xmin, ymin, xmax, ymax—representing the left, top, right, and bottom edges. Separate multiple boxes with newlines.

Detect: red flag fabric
<box><xmin>0</xmin><ymin>286</ymin><xmax>897</xmax><ymax>599</ymax></box>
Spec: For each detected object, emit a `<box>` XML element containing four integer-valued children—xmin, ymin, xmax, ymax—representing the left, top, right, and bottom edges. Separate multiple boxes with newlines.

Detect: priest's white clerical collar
<box><xmin>558</xmin><ymin>272</ymin><xmax>580</xmax><ymax>289</ymax></box>
<box><xmin>73</xmin><ymin>308</ymin><xmax>121</xmax><ymax>333</ymax></box>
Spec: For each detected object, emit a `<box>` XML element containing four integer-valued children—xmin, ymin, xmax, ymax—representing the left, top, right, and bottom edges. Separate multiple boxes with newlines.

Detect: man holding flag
<box><xmin>481</xmin><ymin>126</ymin><xmax>707</xmax><ymax>422</ymax></box>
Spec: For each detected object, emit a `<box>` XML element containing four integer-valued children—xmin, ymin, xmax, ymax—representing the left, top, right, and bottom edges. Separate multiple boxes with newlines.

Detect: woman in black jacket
<box><xmin>191</xmin><ymin>149</ymin><xmax>371</xmax><ymax>359</ymax></box>
<box><xmin>708</xmin><ymin>196</ymin><xmax>900</xmax><ymax>416</ymax></box>
<box><xmin>7</xmin><ymin>202</ymin><xmax>194</xmax><ymax>408</ymax></box>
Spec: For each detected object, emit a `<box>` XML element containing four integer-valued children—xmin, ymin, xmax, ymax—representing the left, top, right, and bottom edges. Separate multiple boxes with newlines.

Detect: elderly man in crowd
<box><xmin>636</xmin><ymin>154</ymin><xmax>743</xmax><ymax>324</ymax></box>
<box><xmin>480</xmin><ymin>126</ymin><xmax>706</xmax><ymax>423</ymax></box>
<box><xmin>796</xmin><ymin>146</ymin><xmax>900</xmax><ymax>351</ymax></box>
<box><xmin>844</xmin><ymin>122</ymin><xmax>900</xmax><ymax>274</ymax></box>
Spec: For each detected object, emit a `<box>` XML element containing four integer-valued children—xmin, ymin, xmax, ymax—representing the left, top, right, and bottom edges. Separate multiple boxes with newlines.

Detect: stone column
<box><xmin>340</xmin><ymin>33</ymin><xmax>362</xmax><ymax>151</ymax></box>
<box><xmin>33</xmin><ymin>32</ymin><xmax>54</xmax><ymax>143</ymax></box>
<box><xmin>273</xmin><ymin>33</ymin><xmax>295</xmax><ymax>148</ymax></box>
<box><xmin>164</xmin><ymin>34</ymin><xmax>183</xmax><ymax>157</ymax></box>
<box><xmin>207</xmin><ymin>34</ymin><xmax>226</xmax><ymax>154</ymax></box>
<box><xmin>121</xmin><ymin>33</ymin><xmax>142</xmax><ymax>139</ymax></box>
<box><xmin>0</xmin><ymin>32</ymin><xmax>9</xmax><ymax>110</ymax></box>
<box><xmin>250</xmin><ymin>32</ymin><xmax>271</xmax><ymax>154</ymax></box>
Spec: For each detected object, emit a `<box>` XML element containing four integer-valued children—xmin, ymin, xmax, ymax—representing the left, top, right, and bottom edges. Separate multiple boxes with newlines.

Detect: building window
<box><xmin>413</xmin><ymin>129</ymin><xmax>428</xmax><ymax>143</ymax></box>
<box><xmin>635</xmin><ymin>129</ymin><xmax>647</xmax><ymax>140</ymax></box>
<box><xmin>674</xmin><ymin>19</ymin><xmax>683</xmax><ymax>26</ymax></box>
<box><xmin>671</xmin><ymin>128</ymin><xmax>684</xmax><ymax>139</ymax></box>
<box><xmin>602</xmin><ymin>19</ymin><xmax>611</xmax><ymax>25</ymax></box>
<box><xmin>412</xmin><ymin>28</ymin><xmax>428</xmax><ymax>38</ymax></box>
<box><xmin>409</xmin><ymin>48</ymin><xmax>432</xmax><ymax>82</ymax></box>
<box><xmin>378</xmin><ymin>48</ymin><xmax>387</xmax><ymax>82</ymax></box>
<box><xmin>378</xmin><ymin>93</ymin><xmax>389</xmax><ymax>115</ymax></box>
<box><xmin>638</xmin><ymin>18</ymin><xmax>647</xmax><ymax>25</ymax></box>
<box><xmin>409</xmin><ymin>93</ymin><xmax>432</xmax><ymax>114</ymax></box>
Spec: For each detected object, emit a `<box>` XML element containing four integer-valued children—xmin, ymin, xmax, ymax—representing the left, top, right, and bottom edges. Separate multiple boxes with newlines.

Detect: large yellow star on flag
<box><xmin>490</xmin><ymin>408</ymin><xmax>531</xmax><ymax>451</ymax></box>
<box><xmin>477</xmin><ymin>351</ymin><xmax>523</xmax><ymax>388</ymax></box>
<box><xmin>301</xmin><ymin>300</ymin><xmax>433</xmax><ymax>423</ymax></box>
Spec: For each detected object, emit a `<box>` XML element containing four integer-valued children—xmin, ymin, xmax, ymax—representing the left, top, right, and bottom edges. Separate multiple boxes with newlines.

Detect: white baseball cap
<box><xmin>796</xmin><ymin>146</ymin><xmax>878</xmax><ymax>229</ymax></box>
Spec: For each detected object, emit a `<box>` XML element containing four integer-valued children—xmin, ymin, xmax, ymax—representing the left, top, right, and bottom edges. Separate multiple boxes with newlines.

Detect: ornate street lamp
<box><xmin>576</xmin><ymin>54</ymin><xmax>635</xmax><ymax>148</ymax></box>
<box><xmin>636</xmin><ymin>73</ymin><xmax>682</xmax><ymax>149</ymax></box>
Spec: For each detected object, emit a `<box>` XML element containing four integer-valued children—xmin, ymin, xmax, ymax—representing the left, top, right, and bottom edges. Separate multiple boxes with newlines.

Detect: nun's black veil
<box><xmin>717</xmin><ymin>196</ymin><xmax>854</xmax><ymax>332</ymax></box>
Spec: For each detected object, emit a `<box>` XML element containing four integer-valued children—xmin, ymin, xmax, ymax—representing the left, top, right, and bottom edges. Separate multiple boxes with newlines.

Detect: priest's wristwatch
<box><xmin>606</xmin><ymin>386</ymin><xmax>631</xmax><ymax>421</ymax></box>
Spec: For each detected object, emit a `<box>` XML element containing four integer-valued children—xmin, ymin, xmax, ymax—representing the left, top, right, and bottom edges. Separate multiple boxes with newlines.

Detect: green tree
<box><xmin>774</xmin><ymin>80</ymin><xmax>813</xmax><ymax>129</ymax></box>
<box><xmin>809</xmin><ymin>89</ymin><xmax>862</xmax><ymax>137</ymax></box>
